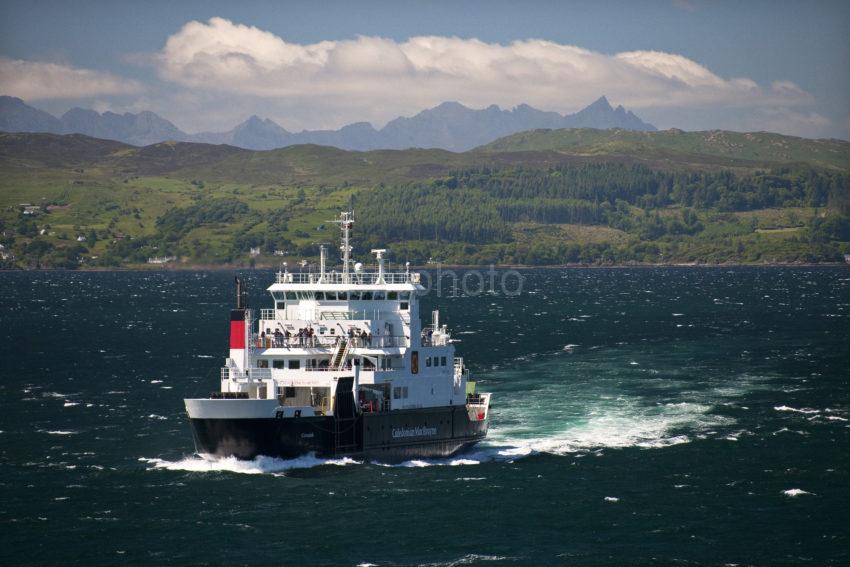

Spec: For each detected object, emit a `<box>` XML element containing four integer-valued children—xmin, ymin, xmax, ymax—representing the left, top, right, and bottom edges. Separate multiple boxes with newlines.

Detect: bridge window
<box><xmin>387</xmin><ymin>291</ymin><xmax>398</xmax><ymax>300</ymax></box>
<box><xmin>285</xmin><ymin>292</ymin><xmax>297</xmax><ymax>300</ymax></box>
<box><xmin>441</xmin><ymin>356</ymin><xmax>447</xmax><ymax>366</ymax></box>
<box><xmin>349</xmin><ymin>291</ymin><xmax>362</xmax><ymax>300</ymax></box>
<box><xmin>272</xmin><ymin>360</ymin><xmax>284</xmax><ymax>369</ymax></box>
<box><xmin>426</xmin><ymin>357</ymin><xmax>432</xmax><ymax>367</ymax></box>
<box><xmin>338</xmin><ymin>291</ymin><xmax>348</xmax><ymax>300</ymax></box>
<box><xmin>315</xmin><ymin>291</ymin><xmax>325</xmax><ymax>300</ymax></box>
<box><xmin>373</xmin><ymin>291</ymin><xmax>386</xmax><ymax>300</ymax></box>
<box><xmin>399</xmin><ymin>292</ymin><xmax>411</xmax><ymax>300</ymax></box>
<box><xmin>362</xmin><ymin>291</ymin><xmax>373</xmax><ymax>300</ymax></box>
<box><xmin>288</xmin><ymin>360</ymin><xmax>300</xmax><ymax>370</ymax></box>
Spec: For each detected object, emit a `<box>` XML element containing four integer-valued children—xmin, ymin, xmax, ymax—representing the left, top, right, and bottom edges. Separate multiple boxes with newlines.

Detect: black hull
<box><xmin>189</xmin><ymin>405</ymin><xmax>488</xmax><ymax>463</ymax></box>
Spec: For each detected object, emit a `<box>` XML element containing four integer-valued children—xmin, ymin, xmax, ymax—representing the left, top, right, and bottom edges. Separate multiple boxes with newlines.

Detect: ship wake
<box><xmin>139</xmin><ymin>454</ymin><xmax>360</xmax><ymax>475</ymax></box>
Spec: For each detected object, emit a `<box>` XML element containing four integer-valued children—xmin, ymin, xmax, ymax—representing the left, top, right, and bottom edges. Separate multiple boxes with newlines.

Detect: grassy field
<box><xmin>1</xmin><ymin>130</ymin><xmax>848</xmax><ymax>269</ymax></box>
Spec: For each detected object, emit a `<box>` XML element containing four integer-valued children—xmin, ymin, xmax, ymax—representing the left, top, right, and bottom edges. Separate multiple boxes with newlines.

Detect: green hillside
<box><xmin>481</xmin><ymin>128</ymin><xmax>850</xmax><ymax>172</ymax></box>
<box><xmin>1</xmin><ymin>131</ymin><xmax>848</xmax><ymax>269</ymax></box>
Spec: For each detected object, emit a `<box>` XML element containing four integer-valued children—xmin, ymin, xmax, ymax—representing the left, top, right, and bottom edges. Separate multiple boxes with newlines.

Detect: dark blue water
<box><xmin>1</xmin><ymin>267</ymin><xmax>849</xmax><ymax>565</ymax></box>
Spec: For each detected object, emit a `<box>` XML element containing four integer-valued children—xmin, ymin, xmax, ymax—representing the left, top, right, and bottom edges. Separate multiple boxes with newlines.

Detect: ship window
<box><xmin>373</xmin><ymin>291</ymin><xmax>386</xmax><ymax>300</ymax></box>
<box><xmin>315</xmin><ymin>292</ymin><xmax>325</xmax><ymax>300</ymax></box>
<box><xmin>349</xmin><ymin>291</ymin><xmax>361</xmax><ymax>300</ymax></box>
<box><xmin>325</xmin><ymin>292</ymin><xmax>337</xmax><ymax>300</ymax></box>
<box><xmin>361</xmin><ymin>291</ymin><xmax>373</xmax><ymax>300</ymax></box>
<box><xmin>426</xmin><ymin>357</ymin><xmax>432</xmax><ymax>367</ymax></box>
<box><xmin>272</xmin><ymin>291</ymin><xmax>284</xmax><ymax>301</ymax></box>
<box><xmin>283</xmin><ymin>386</ymin><xmax>296</xmax><ymax>398</ymax></box>
<box><xmin>276</xmin><ymin>301</ymin><xmax>285</xmax><ymax>310</ymax></box>
<box><xmin>272</xmin><ymin>360</ymin><xmax>284</xmax><ymax>369</ymax></box>
<box><xmin>400</xmin><ymin>302</ymin><xmax>409</xmax><ymax>310</ymax></box>
<box><xmin>257</xmin><ymin>360</ymin><xmax>269</xmax><ymax>368</ymax></box>
<box><xmin>286</xmin><ymin>292</ymin><xmax>297</xmax><ymax>300</ymax></box>
<box><xmin>288</xmin><ymin>360</ymin><xmax>300</xmax><ymax>369</ymax></box>
<box><xmin>393</xmin><ymin>387</ymin><xmax>401</xmax><ymax>399</ymax></box>
<box><xmin>441</xmin><ymin>356</ymin><xmax>447</xmax><ymax>366</ymax></box>
<box><xmin>387</xmin><ymin>291</ymin><xmax>398</xmax><ymax>300</ymax></box>
<box><xmin>399</xmin><ymin>292</ymin><xmax>411</xmax><ymax>300</ymax></box>
<box><xmin>338</xmin><ymin>291</ymin><xmax>348</xmax><ymax>300</ymax></box>
<box><xmin>403</xmin><ymin>387</ymin><xmax>409</xmax><ymax>398</ymax></box>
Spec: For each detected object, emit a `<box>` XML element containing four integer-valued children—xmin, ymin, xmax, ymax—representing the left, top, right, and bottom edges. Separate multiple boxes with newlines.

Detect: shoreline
<box><xmin>2</xmin><ymin>261</ymin><xmax>848</xmax><ymax>273</ymax></box>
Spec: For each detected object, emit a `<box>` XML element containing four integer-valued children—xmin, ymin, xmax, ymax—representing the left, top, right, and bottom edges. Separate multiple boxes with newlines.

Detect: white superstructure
<box><xmin>218</xmin><ymin>211</ymin><xmax>474</xmax><ymax>419</ymax></box>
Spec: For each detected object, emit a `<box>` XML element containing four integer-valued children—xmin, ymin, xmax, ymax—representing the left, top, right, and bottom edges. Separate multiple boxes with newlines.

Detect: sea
<box><xmin>1</xmin><ymin>267</ymin><xmax>848</xmax><ymax>566</ymax></box>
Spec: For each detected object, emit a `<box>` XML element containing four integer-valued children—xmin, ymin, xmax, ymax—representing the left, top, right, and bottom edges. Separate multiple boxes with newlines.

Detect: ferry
<box><xmin>184</xmin><ymin>212</ymin><xmax>490</xmax><ymax>461</ymax></box>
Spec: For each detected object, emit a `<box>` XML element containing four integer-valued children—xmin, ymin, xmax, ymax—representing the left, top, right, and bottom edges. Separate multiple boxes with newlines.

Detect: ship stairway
<box><xmin>330</xmin><ymin>338</ymin><xmax>351</xmax><ymax>370</ymax></box>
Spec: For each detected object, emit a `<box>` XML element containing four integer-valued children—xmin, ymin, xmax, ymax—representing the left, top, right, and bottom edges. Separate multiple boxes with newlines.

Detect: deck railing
<box><xmin>253</xmin><ymin>334</ymin><xmax>408</xmax><ymax>349</ymax></box>
<box><xmin>221</xmin><ymin>367</ymin><xmax>272</xmax><ymax>382</ymax></box>
<box><xmin>260</xmin><ymin>308</ymin><xmax>404</xmax><ymax>322</ymax></box>
<box><xmin>276</xmin><ymin>271</ymin><xmax>420</xmax><ymax>285</ymax></box>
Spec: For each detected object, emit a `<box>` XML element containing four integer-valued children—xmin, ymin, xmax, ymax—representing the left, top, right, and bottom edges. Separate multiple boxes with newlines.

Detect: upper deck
<box><xmin>269</xmin><ymin>269</ymin><xmax>423</xmax><ymax>291</ymax></box>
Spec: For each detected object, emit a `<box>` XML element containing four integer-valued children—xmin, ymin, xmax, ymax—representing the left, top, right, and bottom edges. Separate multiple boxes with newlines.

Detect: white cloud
<box><xmin>0</xmin><ymin>57</ymin><xmax>143</xmax><ymax>100</ymax></box>
<box><xmin>151</xmin><ymin>17</ymin><xmax>814</xmax><ymax>130</ymax></box>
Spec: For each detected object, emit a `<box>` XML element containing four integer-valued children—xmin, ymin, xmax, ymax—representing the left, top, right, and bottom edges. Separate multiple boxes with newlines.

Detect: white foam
<box><xmin>774</xmin><ymin>406</ymin><xmax>820</xmax><ymax>414</ymax></box>
<box><xmin>782</xmin><ymin>488</ymin><xmax>813</xmax><ymax>497</ymax></box>
<box><xmin>147</xmin><ymin>414</ymin><xmax>168</xmax><ymax>420</ymax></box>
<box><xmin>63</xmin><ymin>402</ymin><xmax>79</xmax><ymax>407</ymax></box>
<box><xmin>604</xmin><ymin>496</ymin><xmax>619</xmax><ymax>502</ymax></box>
<box><xmin>419</xmin><ymin>554</ymin><xmax>510</xmax><ymax>566</ymax></box>
<box><xmin>140</xmin><ymin>454</ymin><xmax>360</xmax><ymax>475</ymax></box>
<box><xmin>43</xmin><ymin>392</ymin><xmax>71</xmax><ymax>398</ymax></box>
<box><xmin>487</xmin><ymin>403</ymin><xmax>713</xmax><ymax>456</ymax></box>
<box><xmin>45</xmin><ymin>430</ymin><xmax>77</xmax><ymax>435</ymax></box>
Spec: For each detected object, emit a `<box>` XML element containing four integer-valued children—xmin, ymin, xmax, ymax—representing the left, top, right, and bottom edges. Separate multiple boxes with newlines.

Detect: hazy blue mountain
<box><xmin>60</xmin><ymin>108</ymin><xmax>187</xmax><ymax>146</ymax></box>
<box><xmin>0</xmin><ymin>95</ymin><xmax>656</xmax><ymax>151</ymax></box>
<box><xmin>0</xmin><ymin>96</ymin><xmax>64</xmax><ymax>133</ymax></box>
<box><xmin>563</xmin><ymin>96</ymin><xmax>652</xmax><ymax>130</ymax></box>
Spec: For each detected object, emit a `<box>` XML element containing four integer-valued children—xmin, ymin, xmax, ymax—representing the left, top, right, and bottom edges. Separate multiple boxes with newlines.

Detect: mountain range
<box><xmin>0</xmin><ymin>95</ymin><xmax>655</xmax><ymax>152</ymax></box>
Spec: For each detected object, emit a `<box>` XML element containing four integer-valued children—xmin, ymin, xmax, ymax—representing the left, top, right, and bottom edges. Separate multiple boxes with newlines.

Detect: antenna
<box><xmin>319</xmin><ymin>244</ymin><xmax>327</xmax><ymax>282</ymax></box>
<box><xmin>332</xmin><ymin>211</ymin><xmax>354</xmax><ymax>284</ymax></box>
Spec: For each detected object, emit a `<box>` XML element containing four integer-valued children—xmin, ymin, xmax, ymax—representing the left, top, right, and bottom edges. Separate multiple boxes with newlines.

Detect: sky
<box><xmin>1</xmin><ymin>0</ymin><xmax>848</xmax><ymax>139</ymax></box>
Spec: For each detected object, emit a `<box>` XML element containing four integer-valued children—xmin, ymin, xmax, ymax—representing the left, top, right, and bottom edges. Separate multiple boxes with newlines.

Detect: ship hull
<box><xmin>188</xmin><ymin>405</ymin><xmax>488</xmax><ymax>462</ymax></box>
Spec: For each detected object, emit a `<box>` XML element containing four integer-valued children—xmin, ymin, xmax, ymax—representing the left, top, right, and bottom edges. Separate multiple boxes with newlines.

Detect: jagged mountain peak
<box><xmin>1</xmin><ymin>95</ymin><xmax>656</xmax><ymax>151</ymax></box>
